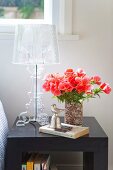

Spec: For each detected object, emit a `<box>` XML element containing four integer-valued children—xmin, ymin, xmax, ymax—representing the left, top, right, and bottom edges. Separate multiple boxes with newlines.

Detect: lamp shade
<box><xmin>13</xmin><ymin>24</ymin><xmax>60</xmax><ymax>65</ymax></box>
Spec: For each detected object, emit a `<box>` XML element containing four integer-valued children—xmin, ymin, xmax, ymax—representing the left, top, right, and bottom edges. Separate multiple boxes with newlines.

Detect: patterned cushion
<box><xmin>0</xmin><ymin>101</ymin><xmax>8</xmax><ymax>170</ymax></box>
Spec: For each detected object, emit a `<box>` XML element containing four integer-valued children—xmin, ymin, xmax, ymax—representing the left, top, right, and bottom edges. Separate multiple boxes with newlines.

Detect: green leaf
<box><xmin>19</xmin><ymin>5</ymin><xmax>34</xmax><ymax>19</ymax></box>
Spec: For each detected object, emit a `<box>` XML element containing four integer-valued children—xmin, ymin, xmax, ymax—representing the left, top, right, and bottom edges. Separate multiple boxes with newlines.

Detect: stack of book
<box><xmin>21</xmin><ymin>153</ymin><xmax>50</xmax><ymax>170</ymax></box>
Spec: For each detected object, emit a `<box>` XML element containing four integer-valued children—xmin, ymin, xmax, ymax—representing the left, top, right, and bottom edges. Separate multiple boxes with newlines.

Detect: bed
<box><xmin>0</xmin><ymin>101</ymin><xmax>8</xmax><ymax>170</ymax></box>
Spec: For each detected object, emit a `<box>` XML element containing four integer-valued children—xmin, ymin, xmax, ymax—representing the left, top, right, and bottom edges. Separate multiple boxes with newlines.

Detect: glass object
<box><xmin>0</xmin><ymin>0</ymin><xmax>44</xmax><ymax>19</ymax></box>
<box><xmin>13</xmin><ymin>24</ymin><xmax>60</xmax><ymax>125</ymax></box>
<box><xmin>65</xmin><ymin>102</ymin><xmax>83</xmax><ymax>126</ymax></box>
<box><xmin>26</xmin><ymin>65</ymin><xmax>49</xmax><ymax>125</ymax></box>
<box><xmin>13</xmin><ymin>24</ymin><xmax>59</xmax><ymax>65</ymax></box>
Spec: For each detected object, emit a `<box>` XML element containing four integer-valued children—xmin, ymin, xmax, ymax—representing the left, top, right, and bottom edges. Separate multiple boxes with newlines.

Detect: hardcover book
<box><xmin>22</xmin><ymin>153</ymin><xmax>32</xmax><ymax>170</ymax></box>
<box><xmin>22</xmin><ymin>164</ymin><xmax>26</xmax><ymax>170</ymax></box>
<box><xmin>34</xmin><ymin>154</ymin><xmax>41</xmax><ymax>170</ymax></box>
<box><xmin>39</xmin><ymin>123</ymin><xmax>89</xmax><ymax>139</ymax></box>
<box><xmin>27</xmin><ymin>153</ymin><xmax>36</xmax><ymax>170</ymax></box>
<box><xmin>34</xmin><ymin>154</ymin><xmax>50</xmax><ymax>170</ymax></box>
<box><xmin>22</xmin><ymin>153</ymin><xmax>50</xmax><ymax>170</ymax></box>
<box><xmin>41</xmin><ymin>154</ymin><xmax>50</xmax><ymax>170</ymax></box>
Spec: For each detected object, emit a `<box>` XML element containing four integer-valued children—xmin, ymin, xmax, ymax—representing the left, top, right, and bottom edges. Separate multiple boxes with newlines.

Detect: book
<box><xmin>41</xmin><ymin>155</ymin><xmax>50</xmax><ymax>170</ymax></box>
<box><xmin>21</xmin><ymin>153</ymin><xmax>32</xmax><ymax>170</ymax></box>
<box><xmin>27</xmin><ymin>153</ymin><xmax>36</xmax><ymax>170</ymax></box>
<box><xmin>22</xmin><ymin>164</ymin><xmax>26</xmax><ymax>170</ymax></box>
<box><xmin>34</xmin><ymin>154</ymin><xmax>42</xmax><ymax>170</ymax></box>
<box><xmin>34</xmin><ymin>154</ymin><xmax>50</xmax><ymax>170</ymax></box>
<box><xmin>39</xmin><ymin>123</ymin><xmax>89</xmax><ymax>139</ymax></box>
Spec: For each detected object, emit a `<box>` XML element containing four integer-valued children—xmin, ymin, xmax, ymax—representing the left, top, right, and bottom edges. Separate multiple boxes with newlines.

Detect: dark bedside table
<box><xmin>5</xmin><ymin>117</ymin><xmax>108</xmax><ymax>170</ymax></box>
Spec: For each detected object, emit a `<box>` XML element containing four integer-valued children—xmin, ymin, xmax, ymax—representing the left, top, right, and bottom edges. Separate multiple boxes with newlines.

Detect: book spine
<box><xmin>34</xmin><ymin>164</ymin><xmax>40</xmax><ymax>170</ymax></box>
<box><xmin>22</xmin><ymin>164</ymin><xmax>26</xmax><ymax>170</ymax></box>
<box><xmin>42</xmin><ymin>161</ymin><xmax>47</xmax><ymax>170</ymax></box>
<box><xmin>27</xmin><ymin>162</ymin><xmax>34</xmax><ymax>170</ymax></box>
<box><xmin>42</xmin><ymin>155</ymin><xmax>50</xmax><ymax>170</ymax></box>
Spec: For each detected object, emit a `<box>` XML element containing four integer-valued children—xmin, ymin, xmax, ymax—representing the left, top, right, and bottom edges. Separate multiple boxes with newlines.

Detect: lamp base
<box><xmin>25</xmin><ymin>65</ymin><xmax>49</xmax><ymax>126</ymax></box>
<box><xmin>25</xmin><ymin>94</ymin><xmax>49</xmax><ymax>125</ymax></box>
<box><xmin>16</xmin><ymin>112</ymin><xmax>49</xmax><ymax>127</ymax></box>
<box><xmin>36</xmin><ymin>112</ymin><xmax>49</xmax><ymax>125</ymax></box>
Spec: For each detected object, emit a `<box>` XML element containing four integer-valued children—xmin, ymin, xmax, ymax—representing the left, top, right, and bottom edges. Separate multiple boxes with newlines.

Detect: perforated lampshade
<box><xmin>13</xmin><ymin>24</ymin><xmax>60</xmax><ymax>65</ymax></box>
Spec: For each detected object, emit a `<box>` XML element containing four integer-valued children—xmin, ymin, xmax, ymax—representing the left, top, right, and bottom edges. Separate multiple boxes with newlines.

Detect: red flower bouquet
<box><xmin>42</xmin><ymin>68</ymin><xmax>111</xmax><ymax>104</ymax></box>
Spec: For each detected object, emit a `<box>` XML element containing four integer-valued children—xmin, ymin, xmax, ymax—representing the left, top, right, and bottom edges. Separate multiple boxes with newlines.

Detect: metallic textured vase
<box><xmin>65</xmin><ymin>102</ymin><xmax>83</xmax><ymax>126</ymax></box>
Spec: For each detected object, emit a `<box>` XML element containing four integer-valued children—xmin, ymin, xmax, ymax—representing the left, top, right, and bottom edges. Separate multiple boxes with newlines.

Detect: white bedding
<box><xmin>0</xmin><ymin>101</ymin><xmax>8</xmax><ymax>170</ymax></box>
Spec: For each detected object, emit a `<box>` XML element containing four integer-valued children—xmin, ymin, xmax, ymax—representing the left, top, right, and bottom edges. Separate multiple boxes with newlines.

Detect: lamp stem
<box><xmin>35</xmin><ymin>64</ymin><xmax>38</xmax><ymax>120</ymax></box>
<box><xmin>26</xmin><ymin>64</ymin><xmax>49</xmax><ymax>125</ymax></box>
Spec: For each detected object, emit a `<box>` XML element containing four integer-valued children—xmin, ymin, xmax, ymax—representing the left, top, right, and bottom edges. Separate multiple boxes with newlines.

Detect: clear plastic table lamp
<box><xmin>13</xmin><ymin>24</ymin><xmax>60</xmax><ymax>125</ymax></box>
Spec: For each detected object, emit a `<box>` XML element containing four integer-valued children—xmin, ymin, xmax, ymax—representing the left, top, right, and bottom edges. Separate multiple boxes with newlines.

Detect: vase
<box><xmin>65</xmin><ymin>102</ymin><xmax>83</xmax><ymax>125</ymax></box>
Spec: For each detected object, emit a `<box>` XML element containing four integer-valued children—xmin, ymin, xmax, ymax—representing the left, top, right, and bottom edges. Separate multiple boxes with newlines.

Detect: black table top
<box><xmin>8</xmin><ymin>117</ymin><xmax>107</xmax><ymax>139</ymax></box>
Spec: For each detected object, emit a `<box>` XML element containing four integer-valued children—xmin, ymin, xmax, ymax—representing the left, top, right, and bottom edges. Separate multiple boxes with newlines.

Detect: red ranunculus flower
<box><xmin>42</xmin><ymin>68</ymin><xmax>111</xmax><ymax>103</ymax></box>
<box><xmin>76</xmin><ymin>68</ymin><xmax>86</xmax><ymax>78</ymax></box>
<box><xmin>100</xmin><ymin>83</ymin><xmax>111</xmax><ymax>94</ymax></box>
<box><xmin>58</xmin><ymin>81</ymin><xmax>73</xmax><ymax>92</ymax></box>
<box><xmin>91</xmin><ymin>75</ymin><xmax>101</xmax><ymax>85</ymax></box>
<box><xmin>76</xmin><ymin>84</ymin><xmax>92</xmax><ymax>94</ymax></box>
<box><xmin>64</xmin><ymin>68</ymin><xmax>75</xmax><ymax>77</ymax></box>
<box><xmin>81</xmin><ymin>76</ymin><xmax>90</xmax><ymax>85</ymax></box>
<box><xmin>50</xmin><ymin>82</ymin><xmax>61</xmax><ymax>96</ymax></box>
<box><xmin>42</xmin><ymin>81</ymin><xmax>50</xmax><ymax>92</ymax></box>
<box><xmin>74</xmin><ymin>77</ymin><xmax>82</xmax><ymax>85</ymax></box>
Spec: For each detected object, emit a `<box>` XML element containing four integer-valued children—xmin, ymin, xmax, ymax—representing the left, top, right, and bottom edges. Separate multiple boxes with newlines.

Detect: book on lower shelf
<box><xmin>27</xmin><ymin>153</ymin><xmax>36</xmax><ymax>170</ymax></box>
<box><xmin>22</xmin><ymin>153</ymin><xmax>32</xmax><ymax>170</ymax></box>
<box><xmin>34</xmin><ymin>154</ymin><xmax>41</xmax><ymax>170</ymax></box>
<box><xmin>22</xmin><ymin>153</ymin><xmax>50</xmax><ymax>170</ymax></box>
<box><xmin>39</xmin><ymin>123</ymin><xmax>89</xmax><ymax>139</ymax></box>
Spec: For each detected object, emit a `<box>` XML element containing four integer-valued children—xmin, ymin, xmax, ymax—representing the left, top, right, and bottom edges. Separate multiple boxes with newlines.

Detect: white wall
<box><xmin>72</xmin><ymin>1</ymin><xmax>113</xmax><ymax>169</ymax></box>
<box><xmin>0</xmin><ymin>0</ymin><xmax>113</xmax><ymax>169</ymax></box>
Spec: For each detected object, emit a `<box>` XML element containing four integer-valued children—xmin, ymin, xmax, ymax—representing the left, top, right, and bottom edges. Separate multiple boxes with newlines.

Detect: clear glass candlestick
<box><xmin>26</xmin><ymin>65</ymin><xmax>49</xmax><ymax>125</ymax></box>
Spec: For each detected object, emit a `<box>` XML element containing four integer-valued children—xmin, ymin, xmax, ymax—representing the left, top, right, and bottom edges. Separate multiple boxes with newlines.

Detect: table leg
<box><xmin>83</xmin><ymin>147</ymin><xmax>108</xmax><ymax>170</ymax></box>
<box><xmin>83</xmin><ymin>152</ymin><xmax>93</xmax><ymax>170</ymax></box>
<box><xmin>5</xmin><ymin>142</ymin><xmax>22</xmax><ymax>170</ymax></box>
<box><xmin>93</xmin><ymin>147</ymin><xmax>108</xmax><ymax>170</ymax></box>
